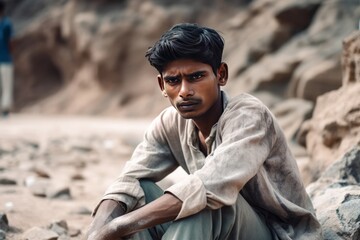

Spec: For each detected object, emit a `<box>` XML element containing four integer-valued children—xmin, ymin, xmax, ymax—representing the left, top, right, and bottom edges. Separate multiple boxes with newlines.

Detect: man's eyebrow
<box><xmin>163</xmin><ymin>75</ymin><xmax>180</xmax><ymax>81</ymax></box>
<box><xmin>163</xmin><ymin>70</ymin><xmax>207</xmax><ymax>80</ymax></box>
<box><xmin>185</xmin><ymin>70</ymin><xmax>207</xmax><ymax>77</ymax></box>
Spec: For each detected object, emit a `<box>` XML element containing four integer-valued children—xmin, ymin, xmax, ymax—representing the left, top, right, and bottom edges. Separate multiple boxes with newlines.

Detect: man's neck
<box><xmin>192</xmin><ymin>93</ymin><xmax>223</xmax><ymax>139</ymax></box>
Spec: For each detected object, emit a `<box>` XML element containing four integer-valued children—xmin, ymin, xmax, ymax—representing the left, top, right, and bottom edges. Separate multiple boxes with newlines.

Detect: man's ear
<box><xmin>157</xmin><ymin>74</ymin><xmax>167</xmax><ymax>97</ymax></box>
<box><xmin>217</xmin><ymin>62</ymin><xmax>228</xmax><ymax>86</ymax></box>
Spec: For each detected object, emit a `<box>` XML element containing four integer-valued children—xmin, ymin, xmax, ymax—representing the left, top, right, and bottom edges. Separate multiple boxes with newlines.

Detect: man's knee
<box><xmin>139</xmin><ymin>179</ymin><xmax>163</xmax><ymax>204</ymax></box>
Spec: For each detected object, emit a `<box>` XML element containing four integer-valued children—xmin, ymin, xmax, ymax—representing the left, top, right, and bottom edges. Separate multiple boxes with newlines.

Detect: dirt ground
<box><xmin>0</xmin><ymin>113</ymin><xmax>310</xmax><ymax>240</ymax></box>
<box><xmin>0</xmin><ymin>114</ymin><xmax>153</xmax><ymax>240</ymax></box>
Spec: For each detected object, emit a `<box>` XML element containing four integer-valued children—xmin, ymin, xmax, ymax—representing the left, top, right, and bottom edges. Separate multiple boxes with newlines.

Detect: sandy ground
<box><xmin>0</xmin><ymin>114</ymin><xmax>153</xmax><ymax>240</ymax></box>
<box><xmin>0</xmin><ymin>113</ymin><xmax>309</xmax><ymax>240</ymax></box>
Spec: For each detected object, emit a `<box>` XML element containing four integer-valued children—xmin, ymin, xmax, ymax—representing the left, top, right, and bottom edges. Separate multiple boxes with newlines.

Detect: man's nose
<box><xmin>179</xmin><ymin>80</ymin><xmax>194</xmax><ymax>98</ymax></box>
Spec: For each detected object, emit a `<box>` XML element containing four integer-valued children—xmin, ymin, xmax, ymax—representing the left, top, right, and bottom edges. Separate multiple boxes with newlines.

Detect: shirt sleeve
<box><xmin>166</xmin><ymin>100</ymin><xmax>275</xmax><ymax>220</ymax></box>
<box><xmin>94</xmin><ymin>108</ymin><xmax>179</xmax><ymax>215</ymax></box>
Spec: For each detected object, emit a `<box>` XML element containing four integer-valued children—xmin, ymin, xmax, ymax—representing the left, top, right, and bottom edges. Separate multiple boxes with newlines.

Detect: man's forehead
<box><xmin>162</xmin><ymin>59</ymin><xmax>211</xmax><ymax>76</ymax></box>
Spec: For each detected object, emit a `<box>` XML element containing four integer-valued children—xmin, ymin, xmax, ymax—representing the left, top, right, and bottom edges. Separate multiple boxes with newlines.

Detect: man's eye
<box><xmin>165</xmin><ymin>78</ymin><xmax>180</xmax><ymax>84</ymax></box>
<box><xmin>189</xmin><ymin>73</ymin><xmax>204</xmax><ymax>81</ymax></box>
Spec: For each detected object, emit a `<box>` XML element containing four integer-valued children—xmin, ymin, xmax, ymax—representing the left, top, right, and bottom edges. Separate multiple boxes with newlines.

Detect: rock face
<box><xmin>303</xmin><ymin>31</ymin><xmax>360</xmax><ymax>239</ymax></box>
<box><xmin>299</xmin><ymin>31</ymin><xmax>360</xmax><ymax>182</ymax></box>
<box><xmin>299</xmin><ymin>83</ymin><xmax>360</xmax><ymax>181</ymax></box>
<box><xmin>8</xmin><ymin>0</ymin><xmax>360</xmax><ymax>117</ymax></box>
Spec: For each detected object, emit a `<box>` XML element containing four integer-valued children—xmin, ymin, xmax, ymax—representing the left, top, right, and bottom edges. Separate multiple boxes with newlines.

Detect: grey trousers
<box><xmin>129</xmin><ymin>179</ymin><xmax>273</xmax><ymax>240</ymax></box>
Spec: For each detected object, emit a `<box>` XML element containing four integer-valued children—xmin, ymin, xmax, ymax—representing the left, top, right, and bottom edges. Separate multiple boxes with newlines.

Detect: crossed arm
<box><xmin>86</xmin><ymin>193</ymin><xmax>182</xmax><ymax>240</ymax></box>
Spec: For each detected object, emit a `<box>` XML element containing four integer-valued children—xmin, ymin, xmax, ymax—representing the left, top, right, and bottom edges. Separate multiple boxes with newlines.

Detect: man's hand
<box><xmin>85</xmin><ymin>199</ymin><xmax>126</xmax><ymax>240</ymax></box>
<box><xmin>86</xmin><ymin>193</ymin><xmax>182</xmax><ymax>240</ymax></box>
<box><xmin>86</xmin><ymin>216</ymin><xmax>129</xmax><ymax>240</ymax></box>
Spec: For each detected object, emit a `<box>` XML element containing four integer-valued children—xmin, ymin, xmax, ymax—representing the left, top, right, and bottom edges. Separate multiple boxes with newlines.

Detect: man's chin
<box><xmin>177</xmin><ymin>111</ymin><xmax>197</xmax><ymax>119</ymax></box>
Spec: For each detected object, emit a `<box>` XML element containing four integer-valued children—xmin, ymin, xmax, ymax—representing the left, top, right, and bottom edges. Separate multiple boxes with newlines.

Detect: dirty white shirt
<box><xmin>99</xmin><ymin>92</ymin><xmax>322</xmax><ymax>240</ymax></box>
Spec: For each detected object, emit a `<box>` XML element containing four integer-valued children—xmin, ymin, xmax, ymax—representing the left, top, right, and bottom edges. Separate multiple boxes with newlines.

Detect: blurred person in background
<box><xmin>86</xmin><ymin>23</ymin><xmax>322</xmax><ymax>240</ymax></box>
<box><xmin>0</xmin><ymin>0</ymin><xmax>13</xmax><ymax>117</ymax></box>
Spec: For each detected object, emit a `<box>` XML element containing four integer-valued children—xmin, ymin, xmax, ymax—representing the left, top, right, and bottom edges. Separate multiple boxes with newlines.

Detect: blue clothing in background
<box><xmin>0</xmin><ymin>17</ymin><xmax>12</xmax><ymax>63</ymax></box>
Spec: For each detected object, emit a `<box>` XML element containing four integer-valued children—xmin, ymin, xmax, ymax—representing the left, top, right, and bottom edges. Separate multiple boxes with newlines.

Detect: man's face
<box><xmin>158</xmin><ymin>59</ymin><xmax>227</xmax><ymax>120</ymax></box>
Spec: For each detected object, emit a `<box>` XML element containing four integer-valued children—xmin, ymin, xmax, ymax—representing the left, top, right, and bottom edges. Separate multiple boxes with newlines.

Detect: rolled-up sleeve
<box><xmin>93</xmin><ymin>108</ymin><xmax>179</xmax><ymax>215</ymax></box>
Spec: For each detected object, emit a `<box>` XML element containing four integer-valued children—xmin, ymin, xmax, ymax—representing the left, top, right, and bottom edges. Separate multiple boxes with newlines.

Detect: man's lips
<box><xmin>176</xmin><ymin>100</ymin><xmax>200</xmax><ymax>111</ymax></box>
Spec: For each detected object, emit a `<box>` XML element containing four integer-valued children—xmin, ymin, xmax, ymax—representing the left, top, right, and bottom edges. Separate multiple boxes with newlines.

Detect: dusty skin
<box><xmin>0</xmin><ymin>114</ymin><xmax>152</xmax><ymax>240</ymax></box>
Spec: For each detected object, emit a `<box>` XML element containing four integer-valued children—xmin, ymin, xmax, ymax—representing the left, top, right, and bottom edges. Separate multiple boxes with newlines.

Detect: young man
<box><xmin>86</xmin><ymin>23</ymin><xmax>322</xmax><ymax>240</ymax></box>
<box><xmin>0</xmin><ymin>1</ymin><xmax>14</xmax><ymax>117</ymax></box>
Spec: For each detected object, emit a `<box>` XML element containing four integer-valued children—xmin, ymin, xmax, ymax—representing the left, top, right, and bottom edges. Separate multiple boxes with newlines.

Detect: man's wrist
<box><xmin>93</xmin><ymin>199</ymin><xmax>126</xmax><ymax>222</ymax></box>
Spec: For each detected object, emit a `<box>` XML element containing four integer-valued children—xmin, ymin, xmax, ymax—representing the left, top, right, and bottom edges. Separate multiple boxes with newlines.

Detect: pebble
<box><xmin>0</xmin><ymin>177</ymin><xmax>16</xmax><ymax>185</ymax></box>
<box><xmin>4</xmin><ymin>202</ymin><xmax>14</xmax><ymax>213</ymax></box>
<box><xmin>23</xmin><ymin>227</ymin><xmax>58</xmax><ymax>240</ymax></box>
<box><xmin>71</xmin><ymin>173</ymin><xmax>85</xmax><ymax>180</ymax></box>
<box><xmin>46</xmin><ymin>186</ymin><xmax>72</xmax><ymax>200</ymax></box>
<box><xmin>0</xmin><ymin>229</ymin><xmax>6</xmax><ymax>240</ymax></box>
<box><xmin>70</xmin><ymin>206</ymin><xmax>92</xmax><ymax>215</ymax></box>
<box><xmin>0</xmin><ymin>213</ymin><xmax>8</xmax><ymax>232</ymax></box>
<box><xmin>49</xmin><ymin>220</ymin><xmax>68</xmax><ymax>236</ymax></box>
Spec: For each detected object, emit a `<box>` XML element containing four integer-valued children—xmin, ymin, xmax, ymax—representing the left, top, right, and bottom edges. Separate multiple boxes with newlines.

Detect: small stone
<box><xmin>71</xmin><ymin>173</ymin><xmax>85</xmax><ymax>181</ymax></box>
<box><xmin>49</xmin><ymin>220</ymin><xmax>68</xmax><ymax>236</ymax></box>
<box><xmin>4</xmin><ymin>202</ymin><xmax>14</xmax><ymax>213</ymax></box>
<box><xmin>58</xmin><ymin>235</ymin><xmax>70</xmax><ymax>240</ymax></box>
<box><xmin>70</xmin><ymin>206</ymin><xmax>92</xmax><ymax>215</ymax></box>
<box><xmin>0</xmin><ymin>229</ymin><xmax>6</xmax><ymax>240</ymax></box>
<box><xmin>24</xmin><ymin>176</ymin><xmax>37</xmax><ymax>187</ymax></box>
<box><xmin>0</xmin><ymin>177</ymin><xmax>16</xmax><ymax>185</ymax></box>
<box><xmin>68</xmin><ymin>227</ymin><xmax>81</xmax><ymax>237</ymax></box>
<box><xmin>0</xmin><ymin>213</ymin><xmax>9</xmax><ymax>231</ymax></box>
<box><xmin>32</xmin><ymin>167</ymin><xmax>51</xmax><ymax>179</ymax></box>
<box><xmin>23</xmin><ymin>227</ymin><xmax>58</xmax><ymax>240</ymax></box>
<box><xmin>29</xmin><ymin>183</ymin><xmax>47</xmax><ymax>198</ymax></box>
<box><xmin>46</xmin><ymin>186</ymin><xmax>71</xmax><ymax>200</ymax></box>
<box><xmin>25</xmin><ymin>177</ymin><xmax>50</xmax><ymax>198</ymax></box>
<box><xmin>70</xmin><ymin>141</ymin><xmax>93</xmax><ymax>152</ymax></box>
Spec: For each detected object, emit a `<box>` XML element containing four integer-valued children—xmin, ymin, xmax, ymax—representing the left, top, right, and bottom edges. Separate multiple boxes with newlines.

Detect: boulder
<box><xmin>307</xmin><ymin>146</ymin><xmax>360</xmax><ymax>240</ymax></box>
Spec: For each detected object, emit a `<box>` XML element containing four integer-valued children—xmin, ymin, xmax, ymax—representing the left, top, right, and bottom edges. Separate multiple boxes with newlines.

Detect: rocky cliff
<box><xmin>9</xmin><ymin>0</ymin><xmax>359</xmax><ymax>117</ymax></box>
<box><xmin>304</xmin><ymin>31</ymin><xmax>360</xmax><ymax>239</ymax></box>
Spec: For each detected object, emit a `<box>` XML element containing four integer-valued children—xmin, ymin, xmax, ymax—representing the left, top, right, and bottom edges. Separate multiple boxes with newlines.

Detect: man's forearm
<box><xmin>86</xmin><ymin>199</ymin><xmax>126</xmax><ymax>239</ymax></box>
<box><xmin>93</xmin><ymin>193</ymin><xmax>182</xmax><ymax>239</ymax></box>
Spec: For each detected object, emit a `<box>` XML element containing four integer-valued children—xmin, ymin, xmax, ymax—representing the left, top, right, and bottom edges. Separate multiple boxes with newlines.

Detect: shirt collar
<box><xmin>187</xmin><ymin>90</ymin><xmax>229</xmax><ymax>154</ymax></box>
<box><xmin>221</xmin><ymin>90</ymin><xmax>229</xmax><ymax>111</ymax></box>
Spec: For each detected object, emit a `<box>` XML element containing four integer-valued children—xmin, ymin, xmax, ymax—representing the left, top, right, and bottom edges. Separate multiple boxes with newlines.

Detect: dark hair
<box><xmin>145</xmin><ymin>23</ymin><xmax>224</xmax><ymax>74</ymax></box>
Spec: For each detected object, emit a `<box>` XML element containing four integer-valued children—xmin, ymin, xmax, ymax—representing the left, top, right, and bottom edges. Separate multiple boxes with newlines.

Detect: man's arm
<box><xmin>85</xmin><ymin>199</ymin><xmax>126</xmax><ymax>239</ymax></box>
<box><xmin>87</xmin><ymin>193</ymin><xmax>182</xmax><ymax>240</ymax></box>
